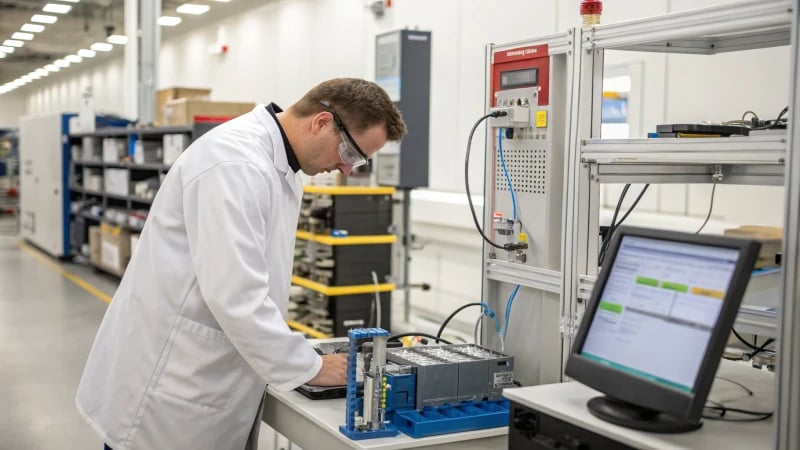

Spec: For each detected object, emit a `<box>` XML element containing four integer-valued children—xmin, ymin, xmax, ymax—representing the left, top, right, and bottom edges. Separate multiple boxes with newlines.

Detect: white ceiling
<box><xmin>0</xmin><ymin>0</ymin><xmax>255</xmax><ymax>86</ymax></box>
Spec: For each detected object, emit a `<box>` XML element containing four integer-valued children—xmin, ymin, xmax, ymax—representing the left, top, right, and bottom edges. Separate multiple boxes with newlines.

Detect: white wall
<box><xmin>22</xmin><ymin>58</ymin><xmax>126</xmax><ymax>118</ymax></box>
<box><xmin>0</xmin><ymin>91</ymin><xmax>27</xmax><ymax>127</ymax></box>
<box><xmin>4</xmin><ymin>0</ymin><xmax>792</xmax><ymax>327</ymax></box>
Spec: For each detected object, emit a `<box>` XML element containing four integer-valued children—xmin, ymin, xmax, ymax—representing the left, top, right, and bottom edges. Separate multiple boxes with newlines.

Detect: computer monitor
<box><xmin>565</xmin><ymin>226</ymin><xmax>761</xmax><ymax>433</ymax></box>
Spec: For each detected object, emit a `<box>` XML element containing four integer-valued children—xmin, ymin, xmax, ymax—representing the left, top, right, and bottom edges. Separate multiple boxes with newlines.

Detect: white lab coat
<box><xmin>76</xmin><ymin>105</ymin><xmax>322</xmax><ymax>450</ymax></box>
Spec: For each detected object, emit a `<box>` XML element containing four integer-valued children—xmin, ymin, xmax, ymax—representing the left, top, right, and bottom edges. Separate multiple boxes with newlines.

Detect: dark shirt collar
<box><xmin>265</xmin><ymin>103</ymin><xmax>300</xmax><ymax>173</ymax></box>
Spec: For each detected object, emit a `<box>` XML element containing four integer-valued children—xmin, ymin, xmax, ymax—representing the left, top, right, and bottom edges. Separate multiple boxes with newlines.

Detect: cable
<box><xmin>387</xmin><ymin>333</ymin><xmax>452</xmax><ymax>345</ymax></box>
<box><xmin>370</xmin><ymin>271</ymin><xmax>381</xmax><ymax>329</ymax></box>
<box><xmin>776</xmin><ymin>106</ymin><xmax>789</xmax><ymax>123</ymax></box>
<box><xmin>743</xmin><ymin>106</ymin><xmax>789</xmax><ymax>130</ymax></box>
<box><xmin>473</xmin><ymin>314</ymin><xmax>483</xmax><ymax>345</ymax></box>
<box><xmin>503</xmin><ymin>285</ymin><xmax>521</xmax><ymax>338</ymax></box>
<box><xmin>749</xmin><ymin>338</ymin><xmax>775</xmax><ymax>359</ymax></box>
<box><xmin>614</xmin><ymin>184</ymin><xmax>650</xmax><ymax>228</ymax></box>
<box><xmin>703</xmin><ymin>400</ymin><xmax>773</xmax><ymax>422</ymax></box>
<box><xmin>731</xmin><ymin>328</ymin><xmax>761</xmax><ymax>351</ymax></box>
<box><xmin>741</xmin><ymin>110</ymin><xmax>760</xmax><ymax>123</ymax></box>
<box><xmin>597</xmin><ymin>184</ymin><xmax>629</xmax><ymax>266</ymax></box>
<box><xmin>498</xmin><ymin>128</ymin><xmax>517</xmax><ymax>220</ymax></box>
<box><xmin>599</xmin><ymin>184</ymin><xmax>650</xmax><ymax>265</ymax></box>
<box><xmin>695</xmin><ymin>179</ymin><xmax>718</xmax><ymax>234</ymax></box>
<box><xmin>465</xmin><ymin>112</ymin><xmax>506</xmax><ymax>250</ymax></box>
<box><xmin>715</xmin><ymin>376</ymin><xmax>754</xmax><ymax>396</ymax></box>
<box><xmin>436</xmin><ymin>302</ymin><xmax>501</xmax><ymax>340</ymax></box>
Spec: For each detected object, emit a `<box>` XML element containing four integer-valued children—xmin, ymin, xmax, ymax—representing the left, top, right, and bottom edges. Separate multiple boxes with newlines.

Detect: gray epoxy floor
<box><xmin>0</xmin><ymin>218</ymin><xmax>282</xmax><ymax>450</ymax></box>
<box><xmin>0</xmin><ymin>217</ymin><xmax>115</xmax><ymax>449</ymax></box>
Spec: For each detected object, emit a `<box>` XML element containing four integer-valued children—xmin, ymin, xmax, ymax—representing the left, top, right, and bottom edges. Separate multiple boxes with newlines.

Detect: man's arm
<box><xmin>183</xmin><ymin>161</ymin><xmax>325</xmax><ymax>390</ymax></box>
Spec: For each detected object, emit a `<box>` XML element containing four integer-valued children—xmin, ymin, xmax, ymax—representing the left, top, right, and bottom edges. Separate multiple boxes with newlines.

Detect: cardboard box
<box><xmin>163</xmin><ymin>98</ymin><xmax>255</xmax><ymax>126</ymax></box>
<box><xmin>89</xmin><ymin>226</ymin><xmax>102</xmax><ymax>265</ymax></box>
<box><xmin>101</xmin><ymin>223</ymin><xmax>131</xmax><ymax>273</ymax></box>
<box><xmin>156</xmin><ymin>87</ymin><xmax>211</xmax><ymax>125</ymax></box>
<box><xmin>724</xmin><ymin>225</ymin><xmax>782</xmax><ymax>268</ymax></box>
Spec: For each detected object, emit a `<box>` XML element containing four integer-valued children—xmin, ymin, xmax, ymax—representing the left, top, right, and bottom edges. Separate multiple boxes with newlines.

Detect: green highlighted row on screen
<box><xmin>635</xmin><ymin>276</ymin><xmax>689</xmax><ymax>293</ymax></box>
<box><xmin>599</xmin><ymin>301</ymin><xmax>623</xmax><ymax>313</ymax></box>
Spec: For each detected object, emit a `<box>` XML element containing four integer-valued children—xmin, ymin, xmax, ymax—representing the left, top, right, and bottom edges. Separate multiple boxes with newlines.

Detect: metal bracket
<box><xmin>711</xmin><ymin>164</ymin><xmax>724</xmax><ymax>183</ymax></box>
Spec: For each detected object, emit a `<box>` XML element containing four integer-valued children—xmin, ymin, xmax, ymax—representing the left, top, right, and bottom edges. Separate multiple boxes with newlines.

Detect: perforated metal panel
<box><xmin>495</xmin><ymin>143</ymin><xmax>548</xmax><ymax>194</ymax></box>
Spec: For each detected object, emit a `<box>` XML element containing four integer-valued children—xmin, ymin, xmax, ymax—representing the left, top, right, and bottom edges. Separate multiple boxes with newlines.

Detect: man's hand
<box><xmin>307</xmin><ymin>353</ymin><xmax>348</xmax><ymax>386</ymax></box>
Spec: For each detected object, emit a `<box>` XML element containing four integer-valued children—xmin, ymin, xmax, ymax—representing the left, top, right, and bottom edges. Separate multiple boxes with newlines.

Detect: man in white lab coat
<box><xmin>76</xmin><ymin>78</ymin><xmax>406</xmax><ymax>450</ymax></box>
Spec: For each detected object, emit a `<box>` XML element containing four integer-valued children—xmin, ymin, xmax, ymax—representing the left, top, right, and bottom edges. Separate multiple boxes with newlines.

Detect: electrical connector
<box><xmin>490</xmin><ymin>106</ymin><xmax>530</xmax><ymax>128</ymax></box>
<box><xmin>503</xmin><ymin>242</ymin><xmax>529</xmax><ymax>251</ymax></box>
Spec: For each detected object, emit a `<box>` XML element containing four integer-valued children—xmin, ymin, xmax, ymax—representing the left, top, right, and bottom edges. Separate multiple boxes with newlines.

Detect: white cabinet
<box><xmin>19</xmin><ymin>113</ymin><xmax>73</xmax><ymax>257</ymax></box>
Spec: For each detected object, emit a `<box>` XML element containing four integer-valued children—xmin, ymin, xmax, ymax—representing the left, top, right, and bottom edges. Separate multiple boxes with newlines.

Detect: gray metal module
<box><xmin>386</xmin><ymin>344</ymin><xmax>514</xmax><ymax>409</ymax></box>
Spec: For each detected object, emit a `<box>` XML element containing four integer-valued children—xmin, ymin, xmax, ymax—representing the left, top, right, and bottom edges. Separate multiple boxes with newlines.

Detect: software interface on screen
<box><xmin>581</xmin><ymin>235</ymin><xmax>740</xmax><ymax>393</ymax></box>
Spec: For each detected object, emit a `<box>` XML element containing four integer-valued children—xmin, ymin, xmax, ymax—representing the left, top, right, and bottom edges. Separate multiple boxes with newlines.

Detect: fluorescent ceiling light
<box><xmin>3</xmin><ymin>40</ymin><xmax>24</xmax><ymax>48</ymax></box>
<box><xmin>21</xmin><ymin>23</ymin><xmax>46</xmax><ymax>33</ymax></box>
<box><xmin>60</xmin><ymin>0</ymin><xmax>81</xmax><ymax>2</ymax></box>
<box><xmin>54</xmin><ymin>59</ymin><xmax>70</xmax><ymax>68</ymax></box>
<box><xmin>22</xmin><ymin>75</ymin><xmax>33</xmax><ymax>82</ymax></box>
<box><xmin>0</xmin><ymin>46</ymin><xmax>14</xmax><ymax>54</ymax></box>
<box><xmin>78</xmin><ymin>49</ymin><xmax>96</xmax><ymax>58</ymax></box>
<box><xmin>177</xmin><ymin>3</ymin><xmax>210</xmax><ymax>14</ymax></box>
<box><xmin>43</xmin><ymin>3</ymin><xmax>72</xmax><ymax>14</ymax></box>
<box><xmin>158</xmin><ymin>16</ymin><xmax>182</xmax><ymax>26</ymax></box>
<box><xmin>45</xmin><ymin>64</ymin><xmax>60</xmax><ymax>72</ymax></box>
<box><xmin>91</xmin><ymin>42</ymin><xmax>113</xmax><ymax>52</ymax></box>
<box><xmin>0</xmin><ymin>53</ymin><xmax>5</xmax><ymax>59</ymax></box>
<box><xmin>12</xmin><ymin>32</ymin><xmax>34</xmax><ymax>41</ymax></box>
<box><xmin>30</xmin><ymin>71</ymin><xmax>42</xmax><ymax>79</ymax></box>
<box><xmin>35</xmin><ymin>69</ymin><xmax>49</xmax><ymax>77</ymax></box>
<box><xmin>209</xmin><ymin>0</ymin><xmax>231</xmax><ymax>2</ymax></box>
<box><xmin>31</xmin><ymin>14</ymin><xmax>58</xmax><ymax>24</ymax></box>
<box><xmin>107</xmin><ymin>35</ymin><xmax>128</xmax><ymax>45</ymax></box>
<box><xmin>66</xmin><ymin>54</ymin><xmax>82</xmax><ymax>63</ymax></box>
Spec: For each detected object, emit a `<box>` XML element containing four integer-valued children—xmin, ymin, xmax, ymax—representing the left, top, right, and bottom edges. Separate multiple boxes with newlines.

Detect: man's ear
<box><xmin>310</xmin><ymin>111</ymin><xmax>332</xmax><ymax>135</ymax></box>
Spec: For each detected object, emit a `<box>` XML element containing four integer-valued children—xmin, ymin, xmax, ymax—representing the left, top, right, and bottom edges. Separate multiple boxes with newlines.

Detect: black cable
<box><xmin>615</xmin><ymin>184</ymin><xmax>650</xmax><ymax>228</ymax></box>
<box><xmin>599</xmin><ymin>184</ymin><xmax>650</xmax><ymax>266</ymax></box>
<box><xmin>598</xmin><ymin>184</ymin><xmax>630</xmax><ymax>265</ymax></box>
<box><xmin>749</xmin><ymin>106</ymin><xmax>789</xmax><ymax>130</ymax></box>
<box><xmin>715</xmin><ymin>376</ymin><xmax>754</xmax><ymax>396</ymax></box>
<box><xmin>436</xmin><ymin>302</ymin><xmax>486</xmax><ymax>340</ymax></box>
<box><xmin>748</xmin><ymin>338</ymin><xmax>775</xmax><ymax>359</ymax></box>
<box><xmin>731</xmin><ymin>328</ymin><xmax>761</xmax><ymax>351</ymax></box>
<box><xmin>387</xmin><ymin>333</ymin><xmax>452</xmax><ymax>345</ymax></box>
<box><xmin>465</xmin><ymin>112</ymin><xmax>506</xmax><ymax>250</ymax></box>
<box><xmin>703</xmin><ymin>398</ymin><xmax>773</xmax><ymax>422</ymax></box>
<box><xmin>776</xmin><ymin>106</ymin><xmax>789</xmax><ymax>123</ymax></box>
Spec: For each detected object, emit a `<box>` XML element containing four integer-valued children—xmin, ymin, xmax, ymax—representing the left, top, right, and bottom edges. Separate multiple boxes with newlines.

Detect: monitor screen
<box><xmin>580</xmin><ymin>235</ymin><xmax>740</xmax><ymax>393</ymax></box>
<box><xmin>565</xmin><ymin>226</ymin><xmax>760</xmax><ymax>433</ymax></box>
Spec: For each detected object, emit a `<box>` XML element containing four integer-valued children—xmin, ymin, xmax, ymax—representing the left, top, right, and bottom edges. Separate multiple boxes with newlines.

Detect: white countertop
<box><xmin>503</xmin><ymin>361</ymin><xmax>774</xmax><ymax>450</ymax></box>
<box><xmin>264</xmin><ymin>386</ymin><xmax>508</xmax><ymax>450</ymax></box>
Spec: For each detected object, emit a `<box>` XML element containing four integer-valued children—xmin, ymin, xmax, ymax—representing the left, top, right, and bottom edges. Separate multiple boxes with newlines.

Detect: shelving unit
<box><xmin>557</xmin><ymin>2</ymin><xmax>799</xmax><ymax>447</ymax></box>
<box><xmin>68</xmin><ymin>122</ymin><xmax>222</xmax><ymax>277</ymax></box>
<box><xmin>289</xmin><ymin>185</ymin><xmax>396</xmax><ymax>337</ymax></box>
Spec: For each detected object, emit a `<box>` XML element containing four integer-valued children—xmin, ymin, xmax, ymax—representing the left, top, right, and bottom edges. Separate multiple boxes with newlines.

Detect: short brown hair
<box><xmin>289</xmin><ymin>78</ymin><xmax>406</xmax><ymax>141</ymax></box>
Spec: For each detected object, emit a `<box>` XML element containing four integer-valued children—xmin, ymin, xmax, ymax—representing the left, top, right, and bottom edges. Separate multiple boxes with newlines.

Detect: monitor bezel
<box><xmin>565</xmin><ymin>225</ymin><xmax>761</xmax><ymax>422</ymax></box>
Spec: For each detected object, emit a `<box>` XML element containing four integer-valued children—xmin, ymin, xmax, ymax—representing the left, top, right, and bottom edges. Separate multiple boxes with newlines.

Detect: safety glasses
<box><xmin>319</xmin><ymin>100</ymin><xmax>369</xmax><ymax>168</ymax></box>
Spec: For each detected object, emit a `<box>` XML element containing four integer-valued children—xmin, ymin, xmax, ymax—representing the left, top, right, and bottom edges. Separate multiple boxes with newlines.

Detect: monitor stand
<box><xmin>587</xmin><ymin>396</ymin><xmax>702</xmax><ymax>434</ymax></box>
